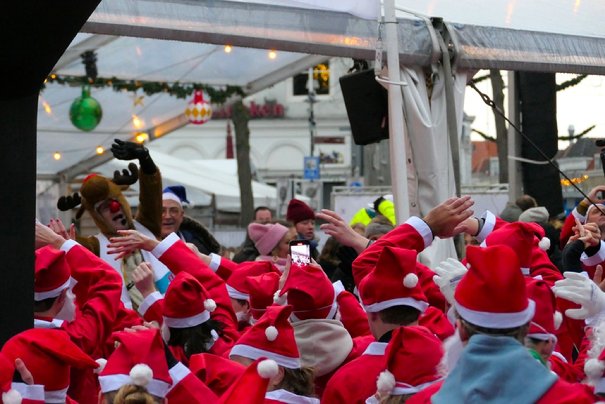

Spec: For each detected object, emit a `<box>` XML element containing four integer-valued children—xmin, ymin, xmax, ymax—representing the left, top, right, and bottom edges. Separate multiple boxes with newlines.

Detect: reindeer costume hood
<box><xmin>77</xmin><ymin>164</ymin><xmax>138</xmax><ymax>236</ymax></box>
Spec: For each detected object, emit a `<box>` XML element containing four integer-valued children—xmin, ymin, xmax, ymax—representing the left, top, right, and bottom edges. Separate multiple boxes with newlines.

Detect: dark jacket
<box><xmin>178</xmin><ymin>216</ymin><xmax>221</xmax><ymax>255</ymax></box>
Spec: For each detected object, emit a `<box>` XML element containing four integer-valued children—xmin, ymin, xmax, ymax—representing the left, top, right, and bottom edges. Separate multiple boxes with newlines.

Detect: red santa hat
<box><xmin>0</xmin><ymin>353</ymin><xmax>44</xmax><ymax>404</ymax></box>
<box><xmin>279</xmin><ymin>264</ymin><xmax>337</xmax><ymax>321</ymax></box>
<box><xmin>358</xmin><ymin>247</ymin><xmax>428</xmax><ymax>313</ymax></box>
<box><xmin>454</xmin><ymin>244</ymin><xmax>535</xmax><ymax>329</ymax></box>
<box><xmin>526</xmin><ymin>278</ymin><xmax>562</xmax><ymax>342</ymax></box>
<box><xmin>374</xmin><ymin>326</ymin><xmax>443</xmax><ymax>398</ymax></box>
<box><xmin>98</xmin><ymin>328</ymin><xmax>172</xmax><ymax>398</ymax></box>
<box><xmin>286</xmin><ymin>199</ymin><xmax>315</xmax><ymax>224</ymax></box>
<box><xmin>246</xmin><ymin>272</ymin><xmax>281</xmax><ymax>321</ymax></box>
<box><xmin>481</xmin><ymin>221</ymin><xmax>550</xmax><ymax>275</ymax></box>
<box><xmin>219</xmin><ymin>358</ymin><xmax>279</xmax><ymax>404</ymax></box>
<box><xmin>189</xmin><ymin>353</ymin><xmax>245</xmax><ymax>397</ymax></box>
<box><xmin>585</xmin><ymin>347</ymin><xmax>605</xmax><ymax>394</ymax></box>
<box><xmin>34</xmin><ymin>246</ymin><xmax>72</xmax><ymax>302</ymax></box>
<box><xmin>248</xmin><ymin>223</ymin><xmax>290</xmax><ymax>256</ymax></box>
<box><xmin>226</xmin><ymin>261</ymin><xmax>280</xmax><ymax>301</ymax></box>
<box><xmin>163</xmin><ymin>272</ymin><xmax>217</xmax><ymax>328</ymax></box>
<box><xmin>229</xmin><ymin>305</ymin><xmax>301</xmax><ymax>369</ymax></box>
<box><xmin>1</xmin><ymin>329</ymin><xmax>98</xmax><ymax>402</ymax></box>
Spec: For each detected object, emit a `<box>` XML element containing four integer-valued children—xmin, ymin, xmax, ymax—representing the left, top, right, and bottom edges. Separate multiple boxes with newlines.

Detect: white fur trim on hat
<box><xmin>376</xmin><ymin>370</ymin><xmax>396</xmax><ymax>396</ymax></box>
<box><xmin>2</xmin><ymin>389</ymin><xmax>22</xmax><ymax>404</ymax></box>
<box><xmin>265</xmin><ymin>325</ymin><xmax>278</xmax><ymax>341</ymax></box>
<box><xmin>94</xmin><ymin>358</ymin><xmax>107</xmax><ymax>374</ymax></box>
<box><xmin>585</xmin><ymin>358</ymin><xmax>605</xmax><ymax>379</ymax></box>
<box><xmin>204</xmin><ymin>299</ymin><xmax>217</xmax><ymax>312</ymax></box>
<box><xmin>554</xmin><ymin>311</ymin><xmax>563</xmax><ymax>330</ymax></box>
<box><xmin>364</xmin><ymin>297</ymin><xmax>429</xmax><ymax>314</ymax></box>
<box><xmin>162</xmin><ymin>192</ymin><xmax>182</xmax><ymax>206</ymax></box>
<box><xmin>257</xmin><ymin>359</ymin><xmax>279</xmax><ymax>379</ymax></box>
<box><xmin>130</xmin><ymin>364</ymin><xmax>153</xmax><ymax>387</ymax></box>
<box><xmin>163</xmin><ymin>310</ymin><xmax>210</xmax><ymax>328</ymax></box>
<box><xmin>539</xmin><ymin>237</ymin><xmax>551</xmax><ymax>251</ymax></box>
<box><xmin>403</xmin><ymin>273</ymin><xmax>419</xmax><ymax>288</ymax></box>
<box><xmin>454</xmin><ymin>299</ymin><xmax>536</xmax><ymax>329</ymax></box>
<box><xmin>229</xmin><ymin>344</ymin><xmax>301</xmax><ymax>369</ymax></box>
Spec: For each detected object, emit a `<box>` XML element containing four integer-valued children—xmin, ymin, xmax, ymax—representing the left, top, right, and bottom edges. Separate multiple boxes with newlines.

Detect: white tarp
<box><xmin>401</xmin><ymin>66</ymin><xmax>471</xmax><ymax>266</ymax></box>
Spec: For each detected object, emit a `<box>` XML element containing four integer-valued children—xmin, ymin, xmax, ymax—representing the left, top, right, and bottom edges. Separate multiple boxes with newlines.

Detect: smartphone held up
<box><xmin>289</xmin><ymin>239</ymin><xmax>311</xmax><ymax>267</ymax></box>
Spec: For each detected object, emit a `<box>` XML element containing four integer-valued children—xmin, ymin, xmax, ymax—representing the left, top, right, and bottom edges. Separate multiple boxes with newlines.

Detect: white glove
<box><xmin>553</xmin><ymin>272</ymin><xmax>605</xmax><ymax>320</ymax></box>
<box><xmin>433</xmin><ymin>258</ymin><xmax>468</xmax><ymax>306</ymax></box>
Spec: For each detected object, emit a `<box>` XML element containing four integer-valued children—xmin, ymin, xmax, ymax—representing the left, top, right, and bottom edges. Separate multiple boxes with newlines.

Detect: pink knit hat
<box><xmin>248</xmin><ymin>223</ymin><xmax>289</xmax><ymax>256</ymax></box>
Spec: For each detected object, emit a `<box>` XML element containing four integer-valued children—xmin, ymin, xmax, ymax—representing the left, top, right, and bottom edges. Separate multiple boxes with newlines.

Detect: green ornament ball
<box><xmin>70</xmin><ymin>87</ymin><xmax>103</xmax><ymax>132</ymax></box>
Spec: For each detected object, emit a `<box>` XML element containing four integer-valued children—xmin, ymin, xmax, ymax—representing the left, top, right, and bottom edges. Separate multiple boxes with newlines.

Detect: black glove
<box><xmin>111</xmin><ymin>139</ymin><xmax>156</xmax><ymax>174</ymax></box>
<box><xmin>57</xmin><ymin>192</ymin><xmax>82</xmax><ymax>211</ymax></box>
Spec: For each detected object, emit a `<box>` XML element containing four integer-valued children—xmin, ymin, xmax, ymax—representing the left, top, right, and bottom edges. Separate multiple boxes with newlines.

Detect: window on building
<box><xmin>292</xmin><ymin>62</ymin><xmax>330</xmax><ymax>96</ymax></box>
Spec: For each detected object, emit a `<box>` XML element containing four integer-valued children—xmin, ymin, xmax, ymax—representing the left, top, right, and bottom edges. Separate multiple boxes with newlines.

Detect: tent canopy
<box><xmin>38</xmin><ymin>0</ymin><xmax>605</xmax><ymax>180</ymax></box>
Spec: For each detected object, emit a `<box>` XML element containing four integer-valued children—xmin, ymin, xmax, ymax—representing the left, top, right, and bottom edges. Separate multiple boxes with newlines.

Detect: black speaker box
<box><xmin>339</xmin><ymin>69</ymin><xmax>389</xmax><ymax>145</ymax></box>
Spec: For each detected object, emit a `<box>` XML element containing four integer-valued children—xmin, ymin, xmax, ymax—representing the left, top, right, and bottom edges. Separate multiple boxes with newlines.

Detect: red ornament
<box><xmin>185</xmin><ymin>90</ymin><xmax>212</xmax><ymax>125</ymax></box>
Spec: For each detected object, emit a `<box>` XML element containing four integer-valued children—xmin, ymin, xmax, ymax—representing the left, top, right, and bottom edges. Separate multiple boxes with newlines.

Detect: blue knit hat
<box><xmin>162</xmin><ymin>185</ymin><xmax>189</xmax><ymax>205</ymax></box>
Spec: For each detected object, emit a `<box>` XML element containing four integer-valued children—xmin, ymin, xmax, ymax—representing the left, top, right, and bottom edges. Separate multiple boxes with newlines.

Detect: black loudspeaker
<box><xmin>339</xmin><ymin>69</ymin><xmax>389</xmax><ymax>145</ymax></box>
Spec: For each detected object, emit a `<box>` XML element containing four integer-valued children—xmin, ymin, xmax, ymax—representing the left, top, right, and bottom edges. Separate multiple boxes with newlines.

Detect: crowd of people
<box><xmin>10</xmin><ymin>140</ymin><xmax>605</xmax><ymax>403</ymax></box>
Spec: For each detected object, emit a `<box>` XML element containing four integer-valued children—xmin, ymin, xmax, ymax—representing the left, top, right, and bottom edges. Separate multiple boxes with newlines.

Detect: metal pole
<box><xmin>507</xmin><ymin>71</ymin><xmax>522</xmax><ymax>200</ymax></box>
<box><xmin>307</xmin><ymin>67</ymin><xmax>316</xmax><ymax>157</ymax></box>
<box><xmin>384</xmin><ymin>0</ymin><xmax>410</xmax><ymax>222</ymax></box>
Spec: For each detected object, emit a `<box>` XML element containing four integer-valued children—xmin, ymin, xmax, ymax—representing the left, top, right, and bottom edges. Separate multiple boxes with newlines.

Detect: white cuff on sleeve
<box><xmin>60</xmin><ymin>239</ymin><xmax>78</xmax><ymax>253</ymax></box>
<box><xmin>475</xmin><ymin>211</ymin><xmax>496</xmax><ymax>243</ymax></box>
<box><xmin>209</xmin><ymin>253</ymin><xmax>222</xmax><ymax>272</ymax></box>
<box><xmin>152</xmin><ymin>233</ymin><xmax>180</xmax><ymax>258</ymax></box>
<box><xmin>572</xmin><ymin>207</ymin><xmax>586</xmax><ymax>223</ymax></box>
<box><xmin>405</xmin><ymin>216</ymin><xmax>433</xmax><ymax>249</ymax></box>
<box><xmin>581</xmin><ymin>241</ymin><xmax>605</xmax><ymax>267</ymax></box>
<box><xmin>138</xmin><ymin>291</ymin><xmax>163</xmax><ymax>317</ymax></box>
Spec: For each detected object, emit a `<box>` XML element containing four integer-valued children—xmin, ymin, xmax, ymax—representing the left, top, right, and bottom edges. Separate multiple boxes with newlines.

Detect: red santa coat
<box><xmin>35</xmin><ymin>240</ymin><xmax>123</xmax><ymax>404</ymax></box>
<box><xmin>352</xmin><ymin>217</ymin><xmax>433</xmax><ymax>288</ymax></box>
<box><xmin>335</xmin><ymin>290</ymin><xmax>371</xmax><ymax>338</ymax></box>
<box><xmin>138</xmin><ymin>233</ymin><xmax>239</xmax><ymax>357</ymax></box>
<box><xmin>322</xmin><ymin>341</ymin><xmax>388</xmax><ymax>404</ymax></box>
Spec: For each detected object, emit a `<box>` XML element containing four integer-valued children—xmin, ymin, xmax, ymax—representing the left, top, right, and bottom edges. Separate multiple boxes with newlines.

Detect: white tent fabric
<box><xmin>95</xmin><ymin>151</ymin><xmax>288</xmax><ymax>212</ymax></box>
<box><xmin>401</xmin><ymin>66</ymin><xmax>471</xmax><ymax>267</ymax></box>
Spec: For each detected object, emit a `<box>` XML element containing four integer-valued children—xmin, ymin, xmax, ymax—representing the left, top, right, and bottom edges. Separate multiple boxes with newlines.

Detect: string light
<box><xmin>268</xmin><ymin>50</ymin><xmax>277</xmax><ymax>60</ymax></box>
<box><xmin>132</xmin><ymin>114</ymin><xmax>144</xmax><ymax>129</ymax></box>
<box><xmin>135</xmin><ymin>132</ymin><xmax>149</xmax><ymax>143</ymax></box>
<box><xmin>42</xmin><ymin>100</ymin><xmax>52</xmax><ymax>115</ymax></box>
<box><xmin>224</xmin><ymin>45</ymin><xmax>233</xmax><ymax>53</ymax></box>
<box><xmin>561</xmin><ymin>174</ymin><xmax>589</xmax><ymax>186</ymax></box>
<box><xmin>95</xmin><ymin>146</ymin><xmax>104</xmax><ymax>155</ymax></box>
<box><xmin>53</xmin><ymin>151</ymin><xmax>62</xmax><ymax>161</ymax></box>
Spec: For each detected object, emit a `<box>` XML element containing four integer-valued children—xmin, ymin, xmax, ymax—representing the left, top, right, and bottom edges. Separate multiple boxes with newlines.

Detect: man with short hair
<box><xmin>232</xmin><ymin>206</ymin><xmax>274</xmax><ymax>263</ymax></box>
<box><xmin>162</xmin><ymin>185</ymin><xmax>221</xmax><ymax>255</ymax></box>
<box><xmin>408</xmin><ymin>244</ymin><xmax>593</xmax><ymax>403</ymax></box>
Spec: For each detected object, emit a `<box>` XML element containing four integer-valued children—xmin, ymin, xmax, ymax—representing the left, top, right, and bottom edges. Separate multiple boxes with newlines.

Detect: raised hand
<box><xmin>48</xmin><ymin>218</ymin><xmax>76</xmax><ymax>241</ymax></box>
<box><xmin>553</xmin><ymin>271</ymin><xmax>605</xmax><ymax>320</ymax></box>
<box><xmin>422</xmin><ymin>196</ymin><xmax>474</xmax><ymax>239</ymax></box>
<box><xmin>132</xmin><ymin>262</ymin><xmax>156</xmax><ymax>298</ymax></box>
<box><xmin>111</xmin><ymin>138</ymin><xmax>149</xmax><ymax>161</ymax></box>
<box><xmin>107</xmin><ymin>229</ymin><xmax>159</xmax><ymax>260</ymax></box>
<box><xmin>433</xmin><ymin>257</ymin><xmax>468</xmax><ymax>305</ymax></box>
<box><xmin>35</xmin><ymin>222</ymin><xmax>65</xmax><ymax>249</ymax></box>
<box><xmin>317</xmin><ymin>209</ymin><xmax>369</xmax><ymax>253</ymax></box>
